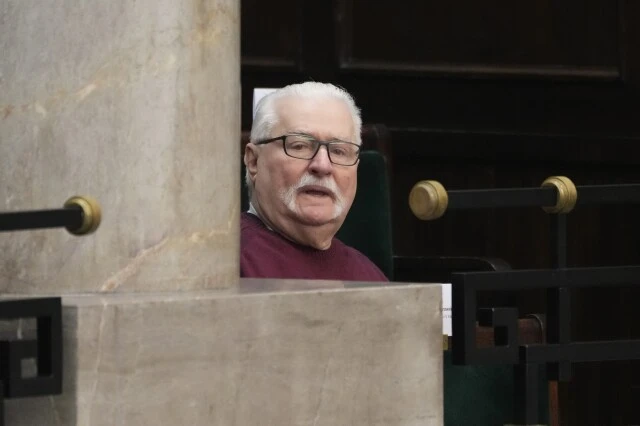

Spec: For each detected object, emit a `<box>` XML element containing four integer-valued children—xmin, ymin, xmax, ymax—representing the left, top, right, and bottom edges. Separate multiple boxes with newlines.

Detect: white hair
<box><xmin>245</xmin><ymin>82</ymin><xmax>362</xmax><ymax>199</ymax></box>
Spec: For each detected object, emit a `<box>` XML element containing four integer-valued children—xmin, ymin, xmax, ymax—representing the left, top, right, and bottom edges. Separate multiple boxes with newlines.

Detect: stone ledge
<box><xmin>6</xmin><ymin>283</ymin><xmax>443</xmax><ymax>425</ymax></box>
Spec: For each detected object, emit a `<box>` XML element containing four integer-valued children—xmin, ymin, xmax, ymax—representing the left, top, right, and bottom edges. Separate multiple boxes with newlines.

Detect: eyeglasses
<box><xmin>254</xmin><ymin>134</ymin><xmax>361</xmax><ymax>166</ymax></box>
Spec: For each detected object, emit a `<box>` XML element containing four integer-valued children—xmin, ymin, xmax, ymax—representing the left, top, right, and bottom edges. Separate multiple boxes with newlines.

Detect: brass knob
<box><xmin>409</xmin><ymin>180</ymin><xmax>448</xmax><ymax>220</ymax></box>
<box><xmin>64</xmin><ymin>196</ymin><xmax>102</xmax><ymax>235</ymax></box>
<box><xmin>541</xmin><ymin>176</ymin><xmax>577</xmax><ymax>214</ymax></box>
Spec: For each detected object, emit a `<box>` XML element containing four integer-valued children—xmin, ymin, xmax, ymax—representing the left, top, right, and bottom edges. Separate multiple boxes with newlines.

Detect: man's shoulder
<box><xmin>241</xmin><ymin>212</ymin><xmax>261</xmax><ymax>230</ymax></box>
<box><xmin>241</xmin><ymin>212</ymin><xmax>273</xmax><ymax>241</ymax></box>
<box><xmin>241</xmin><ymin>212</ymin><xmax>295</xmax><ymax>253</ymax></box>
<box><xmin>332</xmin><ymin>238</ymin><xmax>389</xmax><ymax>282</ymax></box>
<box><xmin>332</xmin><ymin>239</ymin><xmax>373</xmax><ymax>265</ymax></box>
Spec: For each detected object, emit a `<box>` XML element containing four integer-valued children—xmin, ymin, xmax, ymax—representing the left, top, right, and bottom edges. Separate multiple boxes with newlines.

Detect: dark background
<box><xmin>241</xmin><ymin>1</ymin><xmax>640</xmax><ymax>424</ymax></box>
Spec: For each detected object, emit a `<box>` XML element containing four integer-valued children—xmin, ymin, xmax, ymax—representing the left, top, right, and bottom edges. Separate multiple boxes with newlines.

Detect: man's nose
<box><xmin>308</xmin><ymin>146</ymin><xmax>333</xmax><ymax>176</ymax></box>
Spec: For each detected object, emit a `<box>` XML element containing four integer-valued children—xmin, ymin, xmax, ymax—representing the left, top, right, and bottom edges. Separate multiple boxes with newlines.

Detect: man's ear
<box><xmin>244</xmin><ymin>143</ymin><xmax>259</xmax><ymax>183</ymax></box>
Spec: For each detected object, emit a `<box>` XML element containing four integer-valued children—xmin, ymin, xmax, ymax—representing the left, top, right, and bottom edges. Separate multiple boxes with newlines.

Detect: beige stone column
<box><xmin>1</xmin><ymin>2</ymin><xmax>444</xmax><ymax>425</ymax></box>
<box><xmin>1</xmin><ymin>0</ymin><xmax>239</xmax><ymax>293</ymax></box>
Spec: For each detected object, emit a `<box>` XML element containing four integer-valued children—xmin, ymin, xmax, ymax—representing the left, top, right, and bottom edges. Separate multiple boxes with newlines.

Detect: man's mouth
<box><xmin>300</xmin><ymin>185</ymin><xmax>334</xmax><ymax>198</ymax></box>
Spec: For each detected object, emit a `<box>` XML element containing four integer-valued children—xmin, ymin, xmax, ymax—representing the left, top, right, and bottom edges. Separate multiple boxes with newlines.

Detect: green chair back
<box><xmin>336</xmin><ymin>151</ymin><xmax>394</xmax><ymax>279</ymax></box>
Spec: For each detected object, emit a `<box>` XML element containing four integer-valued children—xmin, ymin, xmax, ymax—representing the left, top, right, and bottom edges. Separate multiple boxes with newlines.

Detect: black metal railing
<box><xmin>1</xmin><ymin>196</ymin><xmax>101</xmax><ymax>424</ymax></box>
<box><xmin>0</xmin><ymin>298</ymin><xmax>63</xmax><ymax>425</ymax></box>
<box><xmin>0</xmin><ymin>196</ymin><xmax>101</xmax><ymax>235</ymax></box>
<box><xmin>452</xmin><ymin>266</ymin><xmax>640</xmax><ymax>424</ymax></box>
<box><xmin>0</xmin><ymin>208</ymin><xmax>83</xmax><ymax>233</ymax></box>
<box><xmin>410</xmin><ymin>177</ymin><xmax>640</xmax><ymax>425</ymax></box>
<box><xmin>440</xmin><ymin>183</ymin><xmax>640</xmax><ymax>210</ymax></box>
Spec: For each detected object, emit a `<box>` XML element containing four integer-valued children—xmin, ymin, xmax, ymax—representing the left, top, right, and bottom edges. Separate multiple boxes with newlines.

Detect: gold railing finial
<box><xmin>409</xmin><ymin>180</ymin><xmax>449</xmax><ymax>220</ymax></box>
<box><xmin>64</xmin><ymin>196</ymin><xmax>102</xmax><ymax>235</ymax></box>
<box><xmin>541</xmin><ymin>176</ymin><xmax>577</xmax><ymax>214</ymax></box>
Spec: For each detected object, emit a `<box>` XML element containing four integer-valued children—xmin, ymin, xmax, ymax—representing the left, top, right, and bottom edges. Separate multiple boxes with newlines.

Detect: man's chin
<box><xmin>293</xmin><ymin>208</ymin><xmax>341</xmax><ymax>227</ymax></box>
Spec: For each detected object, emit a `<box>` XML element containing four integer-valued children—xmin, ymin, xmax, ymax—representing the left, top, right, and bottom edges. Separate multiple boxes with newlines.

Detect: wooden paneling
<box><xmin>241</xmin><ymin>0</ymin><xmax>302</xmax><ymax>69</ymax></box>
<box><xmin>340</xmin><ymin>76</ymin><xmax>640</xmax><ymax>138</ymax></box>
<box><xmin>241</xmin><ymin>1</ymin><xmax>640</xmax><ymax>423</ymax></box>
<box><xmin>620</xmin><ymin>0</ymin><xmax>640</xmax><ymax>89</ymax></box>
<box><xmin>337</xmin><ymin>0</ymin><xmax>620</xmax><ymax>80</ymax></box>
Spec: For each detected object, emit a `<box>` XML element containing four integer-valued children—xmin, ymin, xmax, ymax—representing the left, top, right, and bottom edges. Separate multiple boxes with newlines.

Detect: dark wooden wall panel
<box><xmin>241</xmin><ymin>0</ymin><xmax>302</xmax><ymax>68</ymax></box>
<box><xmin>621</xmin><ymin>0</ymin><xmax>640</xmax><ymax>88</ymax></box>
<box><xmin>241</xmin><ymin>1</ymin><xmax>640</xmax><ymax>423</ymax></box>
<box><xmin>340</xmin><ymin>0</ymin><xmax>620</xmax><ymax>79</ymax></box>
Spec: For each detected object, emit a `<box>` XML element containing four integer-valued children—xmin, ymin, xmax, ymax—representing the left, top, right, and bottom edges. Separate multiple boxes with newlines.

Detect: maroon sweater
<box><xmin>241</xmin><ymin>212</ymin><xmax>388</xmax><ymax>282</ymax></box>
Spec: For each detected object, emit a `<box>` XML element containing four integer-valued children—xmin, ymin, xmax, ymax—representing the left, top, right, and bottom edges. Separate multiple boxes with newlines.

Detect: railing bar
<box><xmin>441</xmin><ymin>184</ymin><xmax>640</xmax><ymax>210</ymax></box>
<box><xmin>522</xmin><ymin>341</ymin><xmax>640</xmax><ymax>363</ymax></box>
<box><xmin>455</xmin><ymin>265</ymin><xmax>640</xmax><ymax>289</ymax></box>
<box><xmin>0</xmin><ymin>208</ymin><xmax>82</xmax><ymax>232</ymax></box>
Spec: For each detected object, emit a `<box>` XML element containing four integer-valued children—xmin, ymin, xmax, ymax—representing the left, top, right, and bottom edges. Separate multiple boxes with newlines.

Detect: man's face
<box><xmin>253</xmin><ymin>96</ymin><xmax>358</xmax><ymax>229</ymax></box>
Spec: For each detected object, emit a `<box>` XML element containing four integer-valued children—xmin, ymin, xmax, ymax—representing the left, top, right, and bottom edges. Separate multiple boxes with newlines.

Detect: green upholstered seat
<box><xmin>444</xmin><ymin>352</ymin><xmax>548</xmax><ymax>425</ymax></box>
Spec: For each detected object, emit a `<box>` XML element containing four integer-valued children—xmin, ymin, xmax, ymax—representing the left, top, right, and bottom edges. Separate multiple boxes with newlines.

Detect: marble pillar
<box><xmin>1</xmin><ymin>2</ymin><xmax>445</xmax><ymax>425</ymax></box>
<box><xmin>0</xmin><ymin>0</ymin><xmax>240</xmax><ymax>294</ymax></box>
<box><xmin>5</xmin><ymin>283</ymin><xmax>444</xmax><ymax>426</ymax></box>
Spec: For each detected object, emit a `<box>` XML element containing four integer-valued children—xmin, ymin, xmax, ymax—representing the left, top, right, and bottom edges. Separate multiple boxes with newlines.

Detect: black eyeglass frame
<box><xmin>254</xmin><ymin>134</ymin><xmax>361</xmax><ymax>166</ymax></box>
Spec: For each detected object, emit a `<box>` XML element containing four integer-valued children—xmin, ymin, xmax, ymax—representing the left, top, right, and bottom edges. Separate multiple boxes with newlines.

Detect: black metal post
<box><xmin>514</xmin><ymin>363</ymin><xmax>540</xmax><ymax>425</ymax></box>
<box><xmin>548</xmin><ymin>214</ymin><xmax>572</xmax><ymax>381</ymax></box>
<box><xmin>0</xmin><ymin>298</ymin><xmax>63</xmax><ymax>425</ymax></box>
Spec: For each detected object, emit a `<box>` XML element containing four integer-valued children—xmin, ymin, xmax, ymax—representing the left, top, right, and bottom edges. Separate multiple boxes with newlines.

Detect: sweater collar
<box><xmin>248</xmin><ymin>202</ymin><xmax>274</xmax><ymax>231</ymax></box>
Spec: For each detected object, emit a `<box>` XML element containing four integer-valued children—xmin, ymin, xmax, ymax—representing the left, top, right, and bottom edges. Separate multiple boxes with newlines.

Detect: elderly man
<box><xmin>241</xmin><ymin>82</ymin><xmax>387</xmax><ymax>281</ymax></box>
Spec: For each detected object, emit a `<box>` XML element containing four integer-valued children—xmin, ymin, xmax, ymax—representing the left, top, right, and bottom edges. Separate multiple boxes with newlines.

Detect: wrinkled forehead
<box><xmin>272</xmin><ymin>96</ymin><xmax>356</xmax><ymax>143</ymax></box>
